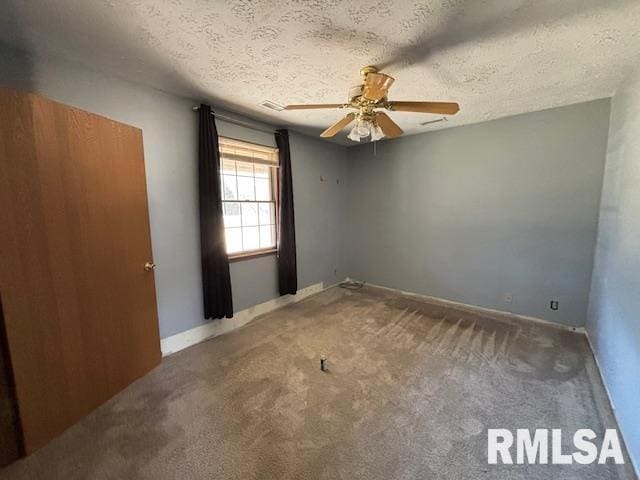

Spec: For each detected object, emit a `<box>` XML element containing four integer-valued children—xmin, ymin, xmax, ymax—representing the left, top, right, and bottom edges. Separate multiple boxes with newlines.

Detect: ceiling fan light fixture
<box><xmin>346</xmin><ymin>118</ymin><xmax>385</xmax><ymax>143</ymax></box>
<box><xmin>283</xmin><ymin>66</ymin><xmax>459</xmax><ymax>141</ymax></box>
<box><xmin>371</xmin><ymin>123</ymin><xmax>385</xmax><ymax>142</ymax></box>
<box><xmin>355</xmin><ymin>119</ymin><xmax>371</xmax><ymax>137</ymax></box>
<box><xmin>347</xmin><ymin>126</ymin><xmax>363</xmax><ymax>142</ymax></box>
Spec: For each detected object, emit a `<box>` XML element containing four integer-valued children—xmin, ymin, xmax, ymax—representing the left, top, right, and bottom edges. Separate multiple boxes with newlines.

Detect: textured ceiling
<box><xmin>1</xmin><ymin>0</ymin><xmax>640</xmax><ymax>144</ymax></box>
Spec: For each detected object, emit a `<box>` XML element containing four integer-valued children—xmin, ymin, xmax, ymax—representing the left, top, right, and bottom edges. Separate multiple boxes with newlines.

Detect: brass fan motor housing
<box><xmin>348</xmin><ymin>85</ymin><xmax>364</xmax><ymax>103</ymax></box>
<box><xmin>359</xmin><ymin>65</ymin><xmax>379</xmax><ymax>76</ymax></box>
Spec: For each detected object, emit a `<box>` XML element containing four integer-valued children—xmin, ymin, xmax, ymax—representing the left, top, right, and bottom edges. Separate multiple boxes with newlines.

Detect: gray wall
<box><xmin>1</xmin><ymin>33</ymin><xmax>636</xmax><ymax>470</ymax></box>
<box><xmin>346</xmin><ymin>100</ymin><xmax>611</xmax><ymax>326</ymax></box>
<box><xmin>0</xmin><ymin>41</ymin><xmax>618</xmax><ymax>335</ymax></box>
<box><xmin>0</xmin><ymin>44</ymin><xmax>347</xmax><ymax>338</ymax></box>
<box><xmin>229</xmin><ymin>133</ymin><xmax>348</xmax><ymax>314</ymax></box>
<box><xmin>587</xmin><ymin>71</ymin><xmax>640</xmax><ymax>472</ymax></box>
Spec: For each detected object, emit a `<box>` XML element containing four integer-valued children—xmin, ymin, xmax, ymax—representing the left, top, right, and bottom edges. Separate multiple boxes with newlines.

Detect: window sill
<box><xmin>228</xmin><ymin>248</ymin><xmax>277</xmax><ymax>263</ymax></box>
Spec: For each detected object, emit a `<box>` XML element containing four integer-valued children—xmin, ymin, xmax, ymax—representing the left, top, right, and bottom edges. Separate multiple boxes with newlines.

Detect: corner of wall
<box><xmin>583</xmin><ymin>67</ymin><xmax>640</xmax><ymax>475</ymax></box>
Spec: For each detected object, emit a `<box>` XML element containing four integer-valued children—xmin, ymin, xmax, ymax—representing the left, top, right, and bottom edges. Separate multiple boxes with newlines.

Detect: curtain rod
<box><xmin>192</xmin><ymin>106</ymin><xmax>276</xmax><ymax>135</ymax></box>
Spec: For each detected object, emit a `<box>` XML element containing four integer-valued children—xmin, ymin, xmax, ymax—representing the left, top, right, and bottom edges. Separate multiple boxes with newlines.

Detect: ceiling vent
<box><xmin>420</xmin><ymin>117</ymin><xmax>448</xmax><ymax>126</ymax></box>
<box><xmin>260</xmin><ymin>100</ymin><xmax>284</xmax><ymax>111</ymax></box>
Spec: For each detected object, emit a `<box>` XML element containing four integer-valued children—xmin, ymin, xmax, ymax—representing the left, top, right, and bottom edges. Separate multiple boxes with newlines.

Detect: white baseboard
<box><xmin>162</xmin><ymin>278</ymin><xmax>581</xmax><ymax>356</ymax></box>
<box><xmin>161</xmin><ymin>282</ymin><xmax>326</xmax><ymax>356</ymax></box>
<box><xmin>350</xmin><ymin>279</ymin><xmax>584</xmax><ymax>334</ymax></box>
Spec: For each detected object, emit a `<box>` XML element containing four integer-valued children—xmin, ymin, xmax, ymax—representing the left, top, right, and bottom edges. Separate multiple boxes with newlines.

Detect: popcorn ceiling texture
<box><xmin>1</xmin><ymin>0</ymin><xmax>639</xmax><ymax>144</ymax></box>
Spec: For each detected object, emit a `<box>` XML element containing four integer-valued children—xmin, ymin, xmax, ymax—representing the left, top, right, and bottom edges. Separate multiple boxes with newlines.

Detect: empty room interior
<box><xmin>1</xmin><ymin>1</ymin><xmax>639</xmax><ymax>479</ymax></box>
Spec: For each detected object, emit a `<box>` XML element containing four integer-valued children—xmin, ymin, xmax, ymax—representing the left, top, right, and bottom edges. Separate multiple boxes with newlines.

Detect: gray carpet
<box><xmin>0</xmin><ymin>285</ymin><xmax>635</xmax><ymax>479</ymax></box>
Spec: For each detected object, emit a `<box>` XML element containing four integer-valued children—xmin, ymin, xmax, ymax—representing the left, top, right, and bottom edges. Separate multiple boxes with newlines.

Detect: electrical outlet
<box><xmin>550</xmin><ymin>300</ymin><xmax>559</xmax><ymax>311</ymax></box>
<box><xmin>504</xmin><ymin>293</ymin><xmax>513</xmax><ymax>303</ymax></box>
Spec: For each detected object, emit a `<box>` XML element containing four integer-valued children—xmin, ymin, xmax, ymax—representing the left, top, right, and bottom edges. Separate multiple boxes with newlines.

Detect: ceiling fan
<box><xmin>283</xmin><ymin>66</ymin><xmax>460</xmax><ymax>142</ymax></box>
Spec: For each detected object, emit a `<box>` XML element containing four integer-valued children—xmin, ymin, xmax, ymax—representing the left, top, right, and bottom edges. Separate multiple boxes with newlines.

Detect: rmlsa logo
<box><xmin>487</xmin><ymin>429</ymin><xmax>624</xmax><ymax>465</ymax></box>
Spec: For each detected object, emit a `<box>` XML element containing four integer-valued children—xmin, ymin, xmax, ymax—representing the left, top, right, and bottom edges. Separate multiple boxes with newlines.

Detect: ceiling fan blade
<box><xmin>387</xmin><ymin>101</ymin><xmax>460</xmax><ymax>115</ymax></box>
<box><xmin>320</xmin><ymin>113</ymin><xmax>356</xmax><ymax>138</ymax></box>
<box><xmin>362</xmin><ymin>72</ymin><xmax>395</xmax><ymax>102</ymax></box>
<box><xmin>284</xmin><ymin>104</ymin><xmax>347</xmax><ymax>110</ymax></box>
<box><xmin>375</xmin><ymin>112</ymin><xmax>403</xmax><ymax>138</ymax></box>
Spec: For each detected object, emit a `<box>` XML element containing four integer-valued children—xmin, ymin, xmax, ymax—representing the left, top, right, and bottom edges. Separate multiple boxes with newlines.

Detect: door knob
<box><xmin>144</xmin><ymin>262</ymin><xmax>156</xmax><ymax>271</ymax></box>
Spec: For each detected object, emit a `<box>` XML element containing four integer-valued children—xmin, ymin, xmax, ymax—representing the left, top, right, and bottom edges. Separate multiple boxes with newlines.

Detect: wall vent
<box><xmin>260</xmin><ymin>100</ymin><xmax>284</xmax><ymax>111</ymax></box>
<box><xmin>420</xmin><ymin>117</ymin><xmax>448</xmax><ymax>126</ymax></box>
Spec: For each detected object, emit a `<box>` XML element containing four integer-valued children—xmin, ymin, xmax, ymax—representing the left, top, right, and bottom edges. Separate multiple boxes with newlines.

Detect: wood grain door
<box><xmin>0</xmin><ymin>87</ymin><xmax>161</xmax><ymax>454</ymax></box>
<box><xmin>0</xmin><ymin>297</ymin><xmax>23</xmax><ymax>466</ymax></box>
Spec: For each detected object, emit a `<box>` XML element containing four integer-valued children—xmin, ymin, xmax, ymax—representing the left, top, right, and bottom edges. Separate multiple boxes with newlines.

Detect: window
<box><xmin>219</xmin><ymin>137</ymin><xmax>279</xmax><ymax>258</ymax></box>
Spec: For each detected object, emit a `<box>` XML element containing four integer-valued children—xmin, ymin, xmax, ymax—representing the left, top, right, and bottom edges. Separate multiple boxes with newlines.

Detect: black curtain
<box><xmin>198</xmin><ymin>104</ymin><xmax>233</xmax><ymax>319</ymax></box>
<box><xmin>275</xmin><ymin>129</ymin><xmax>298</xmax><ymax>295</ymax></box>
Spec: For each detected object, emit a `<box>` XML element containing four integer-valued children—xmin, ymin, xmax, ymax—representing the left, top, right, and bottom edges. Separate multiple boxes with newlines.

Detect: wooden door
<box><xmin>0</xmin><ymin>297</ymin><xmax>23</xmax><ymax>466</ymax></box>
<box><xmin>0</xmin><ymin>87</ymin><xmax>161</xmax><ymax>454</ymax></box>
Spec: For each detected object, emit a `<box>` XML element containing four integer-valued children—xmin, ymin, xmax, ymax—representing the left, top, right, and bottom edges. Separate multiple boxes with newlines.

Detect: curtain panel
<box><xmin>198</xmin><ymin>104</ymin><xmax>233</xmax><ymax>319</ymax></box>
<box><xmin>275</xmin><ymin>129</ymin><xmax>298</xmax><ymax>296</ymax></box>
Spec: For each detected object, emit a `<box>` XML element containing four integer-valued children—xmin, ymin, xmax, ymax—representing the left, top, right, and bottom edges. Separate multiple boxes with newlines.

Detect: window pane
<box><xmin>218</xmin><ymin>139</ymin><xmax>280</xmax><ymax>256</ymax></box>
<box><xmin>259</xmin><ymin>203</ymin><xmax>275</xmax><ymax>225</ymax></box>
<box><xmin>254</xmin><ymin>164</ymin><xmax>270</xmax><ymax>179</ymax></box>
<box><xmin>260</xmin><ymin>225</ymin><xmax>275</xmax><ymax>248</ymax></box>
<box><xmin>237</xmin><ymin>176</ymin><xmax>255</xmax><ymax>200</ymax></box>
<box><xmin>236</xmin><ymin>161</ymin><xmax>254</xmax><ymax>177</ymax></box>
<box><xmin>255</xmin><ymin>178</ymin><xmax>271</xmax><ymax>201</ymax></box>
<box><xmin>223</xmin><ymin>175</ymin><xmax>237</xmax><ymax>200</ymax></box>
<box><xmin>225</xmin><ymin>227</ymin><xmax>242</xmax><ymax>254</ymax></box>
<box><xmin>223</xmin><ymin>202</ymin><xmax>241</xmax><ymax>227</ymax></box>
<box><xmin>222</xmin><ymin>159</ymin><xmax>236</xmax><ymax>175</ymax></box>
<box><xmin>241</xmin><ymin>202</ymin><xmax>258</xmax><ymax>226</ymax></box>
<box><xmin>242</xmin><ymin>226</ymin><xmax>260</xmax><ymax>250</ymax></box>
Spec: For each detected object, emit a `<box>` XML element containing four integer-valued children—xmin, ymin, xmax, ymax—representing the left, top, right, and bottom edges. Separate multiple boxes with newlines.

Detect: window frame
<box><xmin>218</xmin><ymin>136</ymin><xmax>279</xmax><ymax>261</ymax></box>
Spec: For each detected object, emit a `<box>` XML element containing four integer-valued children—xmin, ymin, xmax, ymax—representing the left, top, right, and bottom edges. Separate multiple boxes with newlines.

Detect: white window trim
<box><xmin>219</xmin><ymin>137</ymin><xmax>279</xmax><ymax>260</ymax></box>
